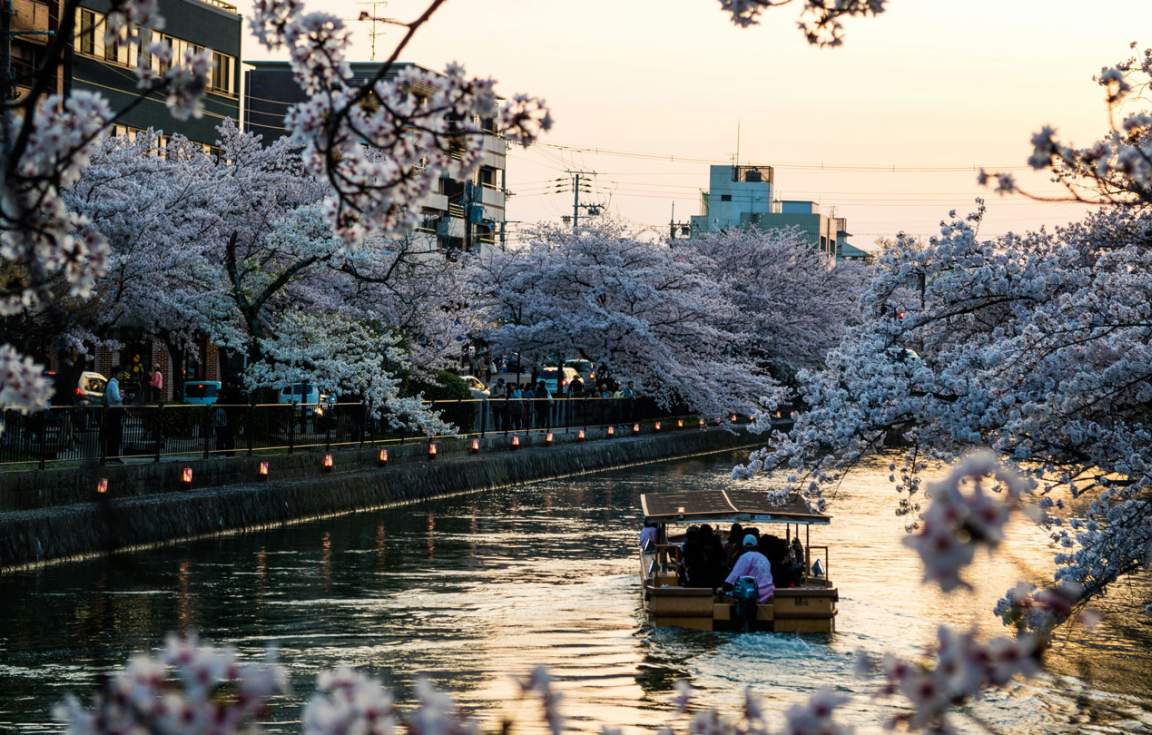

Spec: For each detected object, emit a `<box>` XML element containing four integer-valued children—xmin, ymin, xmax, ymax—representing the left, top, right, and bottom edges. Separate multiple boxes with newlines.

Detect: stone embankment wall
<box><xmin>0</xmin><ymin>428</ymin><xmax>759</xmax><ymax>571</ymax></box>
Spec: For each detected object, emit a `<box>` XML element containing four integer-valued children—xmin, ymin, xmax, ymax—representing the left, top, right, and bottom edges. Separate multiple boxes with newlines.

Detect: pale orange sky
<box><xmin>241</xmin><ymin>0</ymin><xmax>1152</xmax><ymax>247</ymax></box>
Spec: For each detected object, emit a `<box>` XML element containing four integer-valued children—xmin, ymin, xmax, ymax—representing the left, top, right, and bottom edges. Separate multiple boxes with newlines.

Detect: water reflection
<box><xmin>0</xmin><ymin>454</ymin><xmax>1148</xmax><ymax>734</ymax></box>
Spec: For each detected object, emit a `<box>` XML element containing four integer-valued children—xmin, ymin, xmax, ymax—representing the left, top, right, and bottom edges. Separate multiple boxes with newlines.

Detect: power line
<box><xmin>531</xmin><ymin>142</ymin><xmax>1033</xmax><ymax>173</ymax></box>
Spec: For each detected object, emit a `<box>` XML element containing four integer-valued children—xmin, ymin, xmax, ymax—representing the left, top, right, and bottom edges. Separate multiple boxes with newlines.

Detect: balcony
<box><xmin>478</xmin><ymin>186</ymin><xmax>505</xmax><ymax>208</ymax></box>
<box><xmin>12</xmin><ymin>0</ymin><xmax>51</xmax><ymax>37</ymax></box>
<box><xmin>482</xmin><ymin>135</ymin><xmax>506</xmax><ymax>155</ymax></box>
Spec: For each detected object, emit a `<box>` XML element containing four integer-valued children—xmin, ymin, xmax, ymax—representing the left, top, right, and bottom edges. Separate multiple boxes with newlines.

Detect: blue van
<box><xmin>183</xmin><ymin>380</ymin><xmax>222</xmax><ymax>405</ymax></box>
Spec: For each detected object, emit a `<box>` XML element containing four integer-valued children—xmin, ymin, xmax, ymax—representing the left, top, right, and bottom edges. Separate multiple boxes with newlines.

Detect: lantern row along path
<box><xmin>0</xmin><ymin>425</ymin><xmax>762</xmax><ymax>571</ymax></box>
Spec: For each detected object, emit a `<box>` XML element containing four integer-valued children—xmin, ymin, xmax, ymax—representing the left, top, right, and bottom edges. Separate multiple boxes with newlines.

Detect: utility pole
<box><xmin>565</xmin><ymin>169</ymin><xmax>595</xmax><ymax>231</ymax></box>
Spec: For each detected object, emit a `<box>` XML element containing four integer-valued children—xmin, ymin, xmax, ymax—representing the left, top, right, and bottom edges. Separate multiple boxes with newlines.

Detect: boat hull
<box><xmin>644</xmin><ymin>583</ymin><xmax>837</xmax><ymax>633</ymax></box>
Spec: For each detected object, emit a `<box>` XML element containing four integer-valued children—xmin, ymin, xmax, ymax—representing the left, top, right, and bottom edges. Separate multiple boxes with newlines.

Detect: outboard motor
<box><xmin>731</xmin><ymin>576</ymin><xmax>759</xmax><ymax>632</ymax></box>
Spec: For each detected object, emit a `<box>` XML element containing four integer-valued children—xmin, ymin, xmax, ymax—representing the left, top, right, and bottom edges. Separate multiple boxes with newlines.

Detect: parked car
<box><xmin>277</xmin><ymin>383</ymin><xmax>334</xmax><ymax>414</ymax></box>
<box><xmin>48</xmin><ymin>370</ymin><xmax>108</xmax><ymax>406</ymax></box>
<box><xmin>183</xmin><ymin>380</ymin><xmax>222</xmax><ymax>405</ymax></box>
<box><xmin>564</xmin><ymin>359</ymin><xmax>596</xmax><ymax>382</ymax></box>
<box><xmin>460</xmin><ymin>375</ymin><xmax>490</xmax><ymax>399</ymax></box>
<box><xmin>540</xmin><ymin>366</ymin><xmax>579</xmax><ymax>395</ymax></box>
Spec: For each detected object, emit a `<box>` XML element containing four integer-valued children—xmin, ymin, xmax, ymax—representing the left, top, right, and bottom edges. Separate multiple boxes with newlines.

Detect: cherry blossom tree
<box><xmin>737</xmin><ymin>202</ymin><xmax>1152</xmax><ymax>625</ymax></box>
<box><xmin>62</xmin><ymin>126</ymin><xmax>466</xmax><ymax>430</ymax></box>
<box><xmin>467</xmin><ymin>222</ymin><xmax>784</xmax><ymax>418</ymax></box>
<box><xmin>687</xmin><ymin>228</ymin><xmax>868</xmax><ymax>381</ymax></box>
<box><xmin>0</xmin><ymin>0</ymin><xmax>211</xmax><ymax>415</ymax></box>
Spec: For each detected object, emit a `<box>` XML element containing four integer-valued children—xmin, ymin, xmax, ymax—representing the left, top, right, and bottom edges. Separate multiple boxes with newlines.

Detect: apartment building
<box><xmin>689</xmin><ymin>164</ymin><xmax>868</xmax><ymax>262</ymax></box>
<box><xmin>71</xmin><ymin>0</ymin><xmax>242</xmax><ymax>147</ymax></box>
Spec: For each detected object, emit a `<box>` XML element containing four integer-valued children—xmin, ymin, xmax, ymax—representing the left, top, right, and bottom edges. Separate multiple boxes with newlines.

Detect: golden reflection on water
<box><xmin>0</xmin><ymin>453</ymin><xmax>1147</xmax><ymax>735</ymax></box>
<box><xmin>176</xmin><ymin>559</ymin><xmax>190</xmax><ymax>632</ymax></box>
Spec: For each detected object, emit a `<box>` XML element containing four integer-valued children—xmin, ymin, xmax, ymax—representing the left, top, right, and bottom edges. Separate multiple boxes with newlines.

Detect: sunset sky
<box><xmin>243</xmin><ymin>0</ymin><xmax>1152</xmax><ymax>247</ymax></box>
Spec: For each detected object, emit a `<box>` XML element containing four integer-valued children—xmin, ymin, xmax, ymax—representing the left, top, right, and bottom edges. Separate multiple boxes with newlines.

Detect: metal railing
<box><xmin>0</xmin><ymin>396</ymin><xmax>688</xmax><ymax>470</ymax></box>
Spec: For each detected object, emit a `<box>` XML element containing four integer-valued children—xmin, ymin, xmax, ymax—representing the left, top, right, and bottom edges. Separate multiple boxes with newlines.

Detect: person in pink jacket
<box><xmin>724</xmin><ymin>534</ymin><xmax>776</xmax><ymax>602</ymax></box>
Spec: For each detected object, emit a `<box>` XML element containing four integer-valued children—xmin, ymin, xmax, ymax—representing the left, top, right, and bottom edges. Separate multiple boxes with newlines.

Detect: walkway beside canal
<box><xmin>0</xmin><ymin>426</ymin><xmax>760</xmax><ymax>571</ymax></box>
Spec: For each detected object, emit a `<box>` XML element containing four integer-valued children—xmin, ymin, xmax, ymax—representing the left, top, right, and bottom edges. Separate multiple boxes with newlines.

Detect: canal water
<box><xmin>0</xmin><ymin>453</ymin><xmax>1149</xmax><ymax>734</ymax></box>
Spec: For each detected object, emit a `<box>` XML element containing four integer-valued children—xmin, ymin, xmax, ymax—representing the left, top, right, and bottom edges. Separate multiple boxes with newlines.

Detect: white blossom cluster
<box><xmin>858</xmin><ymin>626</ymin><xmax>1040</xmax><ymax>733</ymax></box>
<box><xmin>992</xmin><ymin>580</ymin><xmax>1096</xmax><ymax>634</ymax></box>
<box><xmin>53</xmin><ymin>634</ymin><xmax>288</xmax><ymax>735</ymax></box>
<box><xmin>717</xmin><ymin>0</ymin><xmax>887</xmax><ymax>46</ymax></box>
<box><xmin>0</xmin><ymin>345</ymin><xmax>53</xmax><ymax>415</ymax></box>
<box><xmin>903</xmin><ymin>450</ymin><xmax>1033</xmax><ymax>592</ymax></box>
<box><xmin>247</xmin><ymin>0</ymin><xmax>551</xmax><ymax>242</ymax></box>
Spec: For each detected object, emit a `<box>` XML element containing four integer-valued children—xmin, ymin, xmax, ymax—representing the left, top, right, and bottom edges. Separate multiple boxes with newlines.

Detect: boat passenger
<box><xmin>724</xmin><ymin>523</ymin><xmax>745</xmax><ymax>569</ymax></box>
<box><xmin>723</xmin><ymin>534</ymin><xmax>775</xmax><ymax>603</ymax></box>
<box><xmin>700</xmin><ymin>523</ymin><xmax>727</xmax><ymax>588</ymax></box>
<box><xmin>680</xmin><ymin>526</ymin><xmax>709</xmax><ymax>586</ymax></box>
<box><xmin>639</xmin><ymin>521</ymin><xmax>659</xmax><ymax>550</ymax></box>
<box><xmin>785</xmin><ymin>537</ymin><xmax>807</xmax><ymax>586</ymax></box>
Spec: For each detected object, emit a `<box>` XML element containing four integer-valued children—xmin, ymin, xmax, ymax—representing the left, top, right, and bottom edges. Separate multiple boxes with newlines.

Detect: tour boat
<box><xmin>639</xmin><ymin>489</ymin><xmax>838</xmax><ymax>633</ymax></box>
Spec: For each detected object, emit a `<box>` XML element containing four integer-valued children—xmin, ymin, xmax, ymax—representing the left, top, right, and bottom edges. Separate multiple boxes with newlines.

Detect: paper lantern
<box><xmin>511</xmin><ymin>434</ymin><xmax>521</xmax><ymax>449</ymax></box>
<box><xmin>577</xmin><ymin>429</ymin><xmax>586</xmax><ymax>442</ymax></box>
<box><xmin>427</xmin><ymin>442</ymin><xmax>438</xmax><ymax>460</ymax></box>
<box><xmin>545</xmin><ymin>431</ymin><xmax>554</xmax><ymax>446</ymax></box>
<box><xmin>654</xmin><ymin>421</ymin><xmax>662</xmax><ymax>432</ymax></box>
<box><xmin>378</xmin><ymin>448</ymin><xmax>389</xmax><ymax>466</ymax></box>
<box><xmin>96</xmin><ymin>478</ymin><xmax>108</xmax><ymax>495</ymax></box>
<box><xmin>606</xmin><ymin>425</ymin><xmax>615</xmax><ymax>438</ymax></box>
<box><xmin>470</xmin><ymin>438</ymin><xmax>481</xmax><ymax>454</ymax></box>
<box><xmin>322</xmin><ymin>454</ymin><xmax>334</xmax><ymax>472</ymax></box>
<box><xmin>632</xmin><ymin>423</ymin><xmax>641</xmax><ymax>435</ymax></box>
<box><xmin>258</xmin><ymin>461</ymin><xmax>270</xmax><ymax>481</ymax></box>
<box><xmin>181</xmin><ymin>466</ymin><xmax>193</xmax><ymax>487</ymax></box>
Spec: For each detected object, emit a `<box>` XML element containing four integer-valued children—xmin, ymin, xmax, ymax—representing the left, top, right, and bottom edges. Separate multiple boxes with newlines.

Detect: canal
<box><xmin>1</xmin><ymin>453</ymin><xmax>1149</xmax><ymax>733</ymax></box>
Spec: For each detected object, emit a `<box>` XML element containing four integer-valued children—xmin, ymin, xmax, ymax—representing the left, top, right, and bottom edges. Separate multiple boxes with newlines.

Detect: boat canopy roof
<box><xmin>641</xmin><ymin>489</ymin><xmax>831</xmax><ymax>525</ymax></box>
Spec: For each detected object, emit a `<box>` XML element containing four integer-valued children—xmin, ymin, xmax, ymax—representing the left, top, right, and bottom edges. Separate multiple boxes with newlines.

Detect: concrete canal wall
<box><xmin>0</xmin><ymin>427</ymin><xmax>760</xmax><ymax>571</ymax></box>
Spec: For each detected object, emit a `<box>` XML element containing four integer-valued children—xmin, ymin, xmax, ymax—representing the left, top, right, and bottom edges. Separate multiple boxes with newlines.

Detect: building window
<box><xmin>150</xmin><ymin>34</ymin><xmax>173</xmax><ymax>74</ymax></box>
<box><xmin>418</xmin><ymin>207</ymin><xmax>440</xmax><ymax>233</ymax></box>
<box><xmin>76</xmin><ymin>8</ymin><xmax>96</xmax><ymax>54</ymax></box>
<box><xmin>479</xmin><ymin>166</ymin><xmax>498</xmax><ymax>188</ymax></box>
<box><xmin>210</xmin><ymin>51</ymin><xmax>234</xmax><ymax>95</ymax></box>
<box><xmin>75</xmin><ymin>8</ymin><xmax>142</xmax><ymax>68</ymax></box>
<box><xmin>720</xmin><ymin>194</ymin><xmax>732</xmax><ymax>202</ymax></box>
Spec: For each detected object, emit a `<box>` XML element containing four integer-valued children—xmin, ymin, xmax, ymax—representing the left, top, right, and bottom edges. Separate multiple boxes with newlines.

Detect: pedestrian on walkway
<box><xmin>149</xmin><ymin>365</ymin><xmax>164</xmax><ymax>403</ymax></box>
<box><xmin>103</xmin><ymin>366</ymin><xmax>125</xmax><ymax>462</ymax></box>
